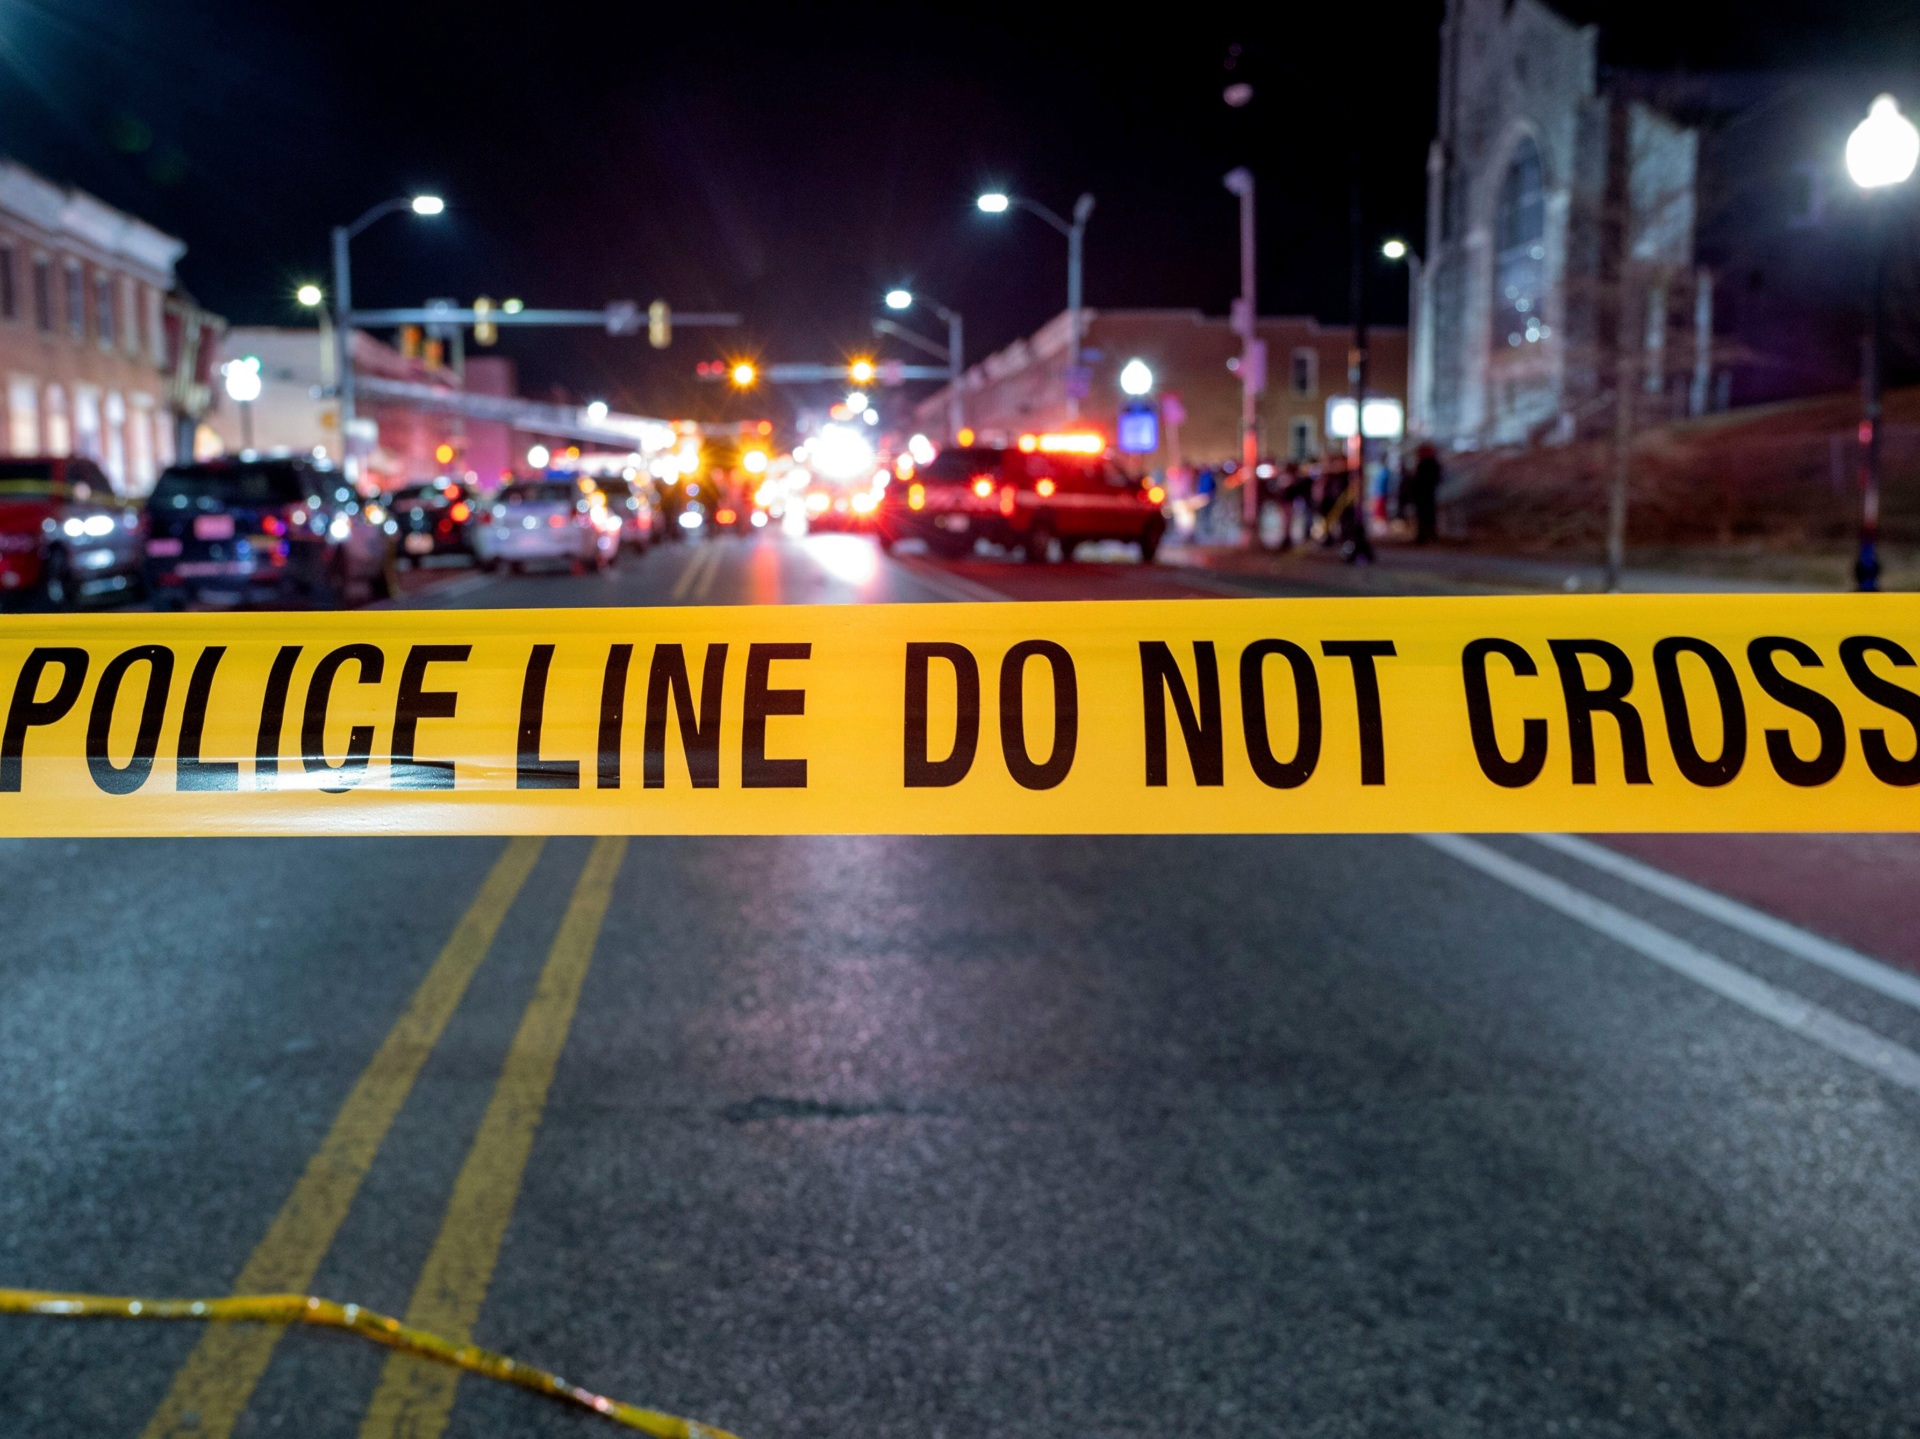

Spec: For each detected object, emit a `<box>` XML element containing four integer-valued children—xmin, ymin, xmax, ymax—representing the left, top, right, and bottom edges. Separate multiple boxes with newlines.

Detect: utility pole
<box><xmin>1345</xmin><ymin>177</ymin><xmax>1374</xmax><ymax>563</ymax></box>
<box><xmin>1224</xmin><ymin>167</ymin><xmax>1261</xmax><ymax>540</ymax></box>
<box><xmin>1066</xmin><ymin>192</ymin><xmax>1095</xmax><ymax>421</ymax></box>
<box><xmin>330</xmin><ymin>223</ymin><xmax>354</xmax><ymax>477</ymax></box>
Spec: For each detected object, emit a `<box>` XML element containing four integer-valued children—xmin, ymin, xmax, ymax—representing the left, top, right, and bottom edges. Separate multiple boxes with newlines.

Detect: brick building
<box><xmin>0</xmin><ymin>160</ymin><xmax>185</xmax><ymax>493</ymax></box>
<box><xmin>914</xmin><ymin>308</ymin><xmax>1407</xmax><ymax>469</ymax></box>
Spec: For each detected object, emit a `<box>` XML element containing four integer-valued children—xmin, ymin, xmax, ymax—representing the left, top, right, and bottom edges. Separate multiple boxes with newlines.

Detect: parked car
<box><xmin>584</xmin><ymin>474</ymin><xmax>659</xmax><ymax>551</ymax></box>
<box><xmin>472</xmin><ymin>478</ymin><xmax>621</xmax><ymax>573</ymax></box>
<box><xmin>876</xmin><ymin>437</ymin><xmax>1167</xmax><ymax>562</ymax></box>
<box><xmin>390</xmin><ymin>478</ymin><xmax>478</xmax><ymax>565</ymax></box>
<box><xmin>0</xmin><ymin>457</ymin><xmax>146</xmax><ymax>609</ymax></box>
<box><xmin>143</xmin><ymin>457</ymin><xmax>397</xmax><ymax>608</ymax></box>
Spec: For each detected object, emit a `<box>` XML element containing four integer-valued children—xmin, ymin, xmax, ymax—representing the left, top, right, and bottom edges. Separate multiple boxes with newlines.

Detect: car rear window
<box><xmin>918</xmin><ymin>448</ymin><xmax>1002</xmax><ymax>483</ymax></box>
<box><xmin>153</xmin><ymin>464</ymin><xmax>308</xmax><ymax>506</ymax></box>
<box><xmin>499</xmin><ymin>482</ymin><xmax>580</xmax><ymax>505</ymax></box>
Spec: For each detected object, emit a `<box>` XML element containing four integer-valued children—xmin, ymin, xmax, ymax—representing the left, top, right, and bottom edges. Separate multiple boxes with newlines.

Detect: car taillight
<box><xmin>548</xmin><ymin>514</ymin><xmax>566</xmax><ymax>528</ymax></box>
<box><xmin>907</xmin><ymin>483</ymin><xmax>925</xmax><ymax>511</ymax></box>
<box><xmin>971</xmin><ymin>477</ymin><xmax>994</xmax><ymax>498</ymax></box>
<box><xmin>259</xmin><ymin>514</ymin><xmax>286</xmax><ymax>536</ymax></box>
<box><xmin>1147</xmin><ymin>485</ymin><xmax>1166</xmax><ymax>504</ymax></box>
<box><xmin>999</xmin><ymin>486</ymin><xmax>1016</xmax><ymax>517</ymax></box>
<box><xmin>1035</xmin><ymin>478</ymin><xmax>1056</xmax><ymax>498</ymax></box>
<box><xmin>449</xmin><ymin>501</ymin><xmax>470</xmax><ymax>522</ymax></box>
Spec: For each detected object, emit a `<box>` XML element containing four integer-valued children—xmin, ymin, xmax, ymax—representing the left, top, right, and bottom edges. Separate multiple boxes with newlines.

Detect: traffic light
<box><xmin>729</xmin><ymin>361</ymin><xmax>757</xmax><ymax>388</ymax></box>
<box><xmin>848</xmin><ymin>357</ymin><xmax>876</xmax><ymax>385</ymax></box>
<box><xmin>473</xmin><ymin>296</ymin><xmax>497</xmax><ymax>346</ymax></box>
<box><xmin>648</xmin><ymin>299</ymin><xmax>671</xmax><ymax>349</ymax></box>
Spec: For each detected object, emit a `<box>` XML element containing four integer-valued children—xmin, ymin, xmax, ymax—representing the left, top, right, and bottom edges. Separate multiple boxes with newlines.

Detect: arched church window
<box><xmin>1493</xmin><ymin>137</ymin><xmax>1549</xmax><ymax>350</ymax></box>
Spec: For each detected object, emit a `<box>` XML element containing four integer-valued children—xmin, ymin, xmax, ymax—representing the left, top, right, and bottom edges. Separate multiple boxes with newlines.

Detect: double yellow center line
<box><xmin>143</xmin><ymin>835</ymin><xmax>629</xmax><ymax>1439</ymax></box>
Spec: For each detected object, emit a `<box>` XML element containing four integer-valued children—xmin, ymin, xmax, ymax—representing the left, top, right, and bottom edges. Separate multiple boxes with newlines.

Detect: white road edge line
<box><xmin>1422</xmin><ymin>833</ymin><xmax>1920</xmax><ymax>1097</ymax></box>
<box><xmin>1525</xmin><ymin>833</ymin><xmax>1920</xmax><ymax>1016</ymax></box>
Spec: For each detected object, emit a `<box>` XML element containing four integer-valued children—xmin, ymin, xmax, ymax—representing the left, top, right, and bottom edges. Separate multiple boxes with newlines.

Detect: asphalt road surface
<box><xmin>6</xmin><ymin>535</ymin><xmax>1920</xmax><ymax>1438</ymax></box>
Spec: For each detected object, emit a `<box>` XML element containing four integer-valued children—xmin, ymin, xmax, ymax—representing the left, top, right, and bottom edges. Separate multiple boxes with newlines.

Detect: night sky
<box><xmin>2</xmin><ymin>0</ymin><xmax>1913</xmax><ymax>424</ymax></box>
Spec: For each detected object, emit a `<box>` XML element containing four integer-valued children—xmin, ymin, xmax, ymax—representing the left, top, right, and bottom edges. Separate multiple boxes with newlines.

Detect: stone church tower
<box><xmin>1418</xmin><ymin>0</ymin><xmax>1702</xmax><ymax>450</ymax></box>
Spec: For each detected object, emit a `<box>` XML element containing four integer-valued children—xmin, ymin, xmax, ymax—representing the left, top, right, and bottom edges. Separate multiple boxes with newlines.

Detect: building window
<box><xmin>128</xmin><ymin>393</ymin><xmax>156</xmax><ymax>490</ymax></box>
<box><xmin>65</xmin><ymin>260</ymin><xmax>85</xmax><ymax>339</ymax></box>
<box><xmin>8</xmin><ymin>375</ymin><xmax>39</xmax><ymax>455</ymax></box>
<box><xmin>32</xmin><ymin>257</ymin><xmax>52</xmax><ymax>332</ymax></box>
<box><xmin>120</xmin><ymin>275</ymin><xmax>139</xmax><ymax>356</ymax></box>
<box><xmin>96</xmin><ymin>271</ymin><xmax>115</xmax><ymax>349</ymax></box>
<box><xmin>1493</xmin><ymin>136</ymin><xmax>1548</xmax><ymax>350</ymax></box>
<box><xmin>1290</xmin><ymin>348</ymin><xmax>1317</xmax><ymax>395</ymax></box>
<box><xmin>73</xmin><ymin>385</ymin><xmax>102</xmax><ymax>460</ymax></box>
<box><xmin>1289</xmin><ymin>416</ymin><xmax>1316</xmax><ymax>461</ymax></box>
<box><xmin>43</xmin><ymin>384</ymin><xmax>70</xmax><ymax>456</ymax></box>
<box><xmin>0</xmin><ymin>247</ymin><xmax>14</xmax><ymax>322</ymax></box>
<box><xmin>148</xmin><ymin>286</ymin><xmax>167</xmax><ymax>366</ymax></box>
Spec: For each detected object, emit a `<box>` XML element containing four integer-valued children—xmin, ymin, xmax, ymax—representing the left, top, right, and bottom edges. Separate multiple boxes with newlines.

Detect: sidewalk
<box><xmin>1161</xmin><ymin>538</ymin><xmax>1837</xmax><ymax>596</ymax></box>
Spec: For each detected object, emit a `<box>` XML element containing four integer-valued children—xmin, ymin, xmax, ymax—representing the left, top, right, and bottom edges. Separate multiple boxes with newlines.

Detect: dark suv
<box><xmin>144</xmin><ymin>458</ymin><xmax>397</xmax><ymax>608</ymax></box>
<box><xmin>390</xmin><ymin>478</ymin><xmax>478</xmax><ymax>565</ymax></box>
<box><xmin>877</xmin><ymin>441</ymin><xmax>1167</xmax><ymax>562</ymax></box>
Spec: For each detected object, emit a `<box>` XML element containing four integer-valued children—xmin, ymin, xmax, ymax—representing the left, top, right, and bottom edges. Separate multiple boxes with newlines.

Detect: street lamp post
<box><xmin>978</xmin><ymin>190</ymin><xmax>1096</xmax><ymax>419</ymax></box>
<box><xmin>883</xmin><ymin>289</ymin><xmax>965</xmax><ymax>441</ymax></box>
<box><xmin>1223</xmin><ymin>168</ymin><xmax>1260</xmax><ymax>539</ymax></box>
<box><xmin>296</xmin><ymin>283</ymin><xmax>333</xmax><ymax>395</ymax></box>
<box><xmin>1845</xmin><ymin>94</ymin><xmax>1919</xmax><ymax>592</ymax></box>
<box><xmin>1381</xmin><ymin>239</ymin><xmax>1424</xmax><ymax>436</ymax></box>
<box><xmin>331</xmin><ymin>193</ymin><xmax>443</xmax><ymax>480</ymax></box>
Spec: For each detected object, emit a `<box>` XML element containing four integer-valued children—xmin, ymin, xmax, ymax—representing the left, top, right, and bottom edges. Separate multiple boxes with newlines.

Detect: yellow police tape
<box><xmin>0</xmin><ymin>1287</ymin><xmax>738</xmax><ymax>1437</ymax></box>
<box><xmin>0</xmin><ymin>595</ymin><xmax>1916</xmax><ymax>834</ymax></box>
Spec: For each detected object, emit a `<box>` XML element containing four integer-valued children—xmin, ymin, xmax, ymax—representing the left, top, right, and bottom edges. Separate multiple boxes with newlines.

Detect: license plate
<box><xmin>937</xmin><ymin>515</ymin><xmax>971</xmax><ymax>532</ymax></box>
<box><xmin>404</xmin><ymin>533</ymin><xmax>435</xmax><ymax>554</ymax></box>
<box><xmin>193</xmin><ymin>514</ymin><xmax>235</xmax><ymax>541</ymax></box>
<box><xmin>176</xmin><ymin>560</ymin><xmax>249</xmax><ymax>577</ymax></box>
<box><xmin>197</xmin><ymin>589</ymin><xmax>243</xmax><ymax>606</ymax></box>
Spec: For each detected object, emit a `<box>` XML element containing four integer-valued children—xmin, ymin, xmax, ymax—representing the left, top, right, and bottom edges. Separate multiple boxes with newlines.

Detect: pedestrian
<box><xmin>1194</xmin><ymin>465</ymin><xmax>1216</xmax><ymax>541</ymax></box>
<box><xmin>1407</xmin><ymin>441</ymin><xmax>1443</xmax><ymax>545</ymax></box>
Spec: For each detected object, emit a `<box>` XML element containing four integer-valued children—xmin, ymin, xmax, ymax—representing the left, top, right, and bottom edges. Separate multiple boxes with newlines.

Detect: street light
<box><xmin>1380</xmin><ymin>239</ymin><xmax>1425</xmax><ymax>439</ymax></box>
<box><xmin>585</xmin><ymin>400</ymin><xmax>609</xmax><ymax>423</ymax></box>
<box><xmin>730</xmin><ymin>361</ymin><xmax>758</xmax><ymax>388</ymax></box>
<box><xmin>1119</xmin><ymin>358</ymin><xmax>1154</xmax><ymax>396</ymax></box>
<box><xmin>331</xmin><ymin>193</ymin><xmax>445</xmax><ymax>480</ymax></box>
<box><xmin>223</xmin><ymin>356</ymin><xmax>262</xmax><ymax>452</ymax></box>
<box><xmin>1845</xmin><ymin>94</ymin><xmax>1919</xmax><ymax>591</ymax></box>
<box><xmin>876</xmin><ymin>288</ymin><xmax>966</xmax><ymax>441</ymax></box>
<box><xmin>976</xmin><ymin>188</ymin><xmax>1097</xmax><ymax>418</ymax></box>
<box><xmin>296</xmin><ymin>283</ymin><xmax>334</xmax><ymax>394</ymax></box>
<box><xmin>1223</xmin><ymin>166</ymin><xmax>1260</xmax><ymax>537</ymax></box>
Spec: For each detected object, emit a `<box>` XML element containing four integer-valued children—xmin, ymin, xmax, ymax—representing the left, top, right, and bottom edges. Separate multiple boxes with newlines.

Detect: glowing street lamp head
<box><xmin>1119</xmin><ymin>358</ymin><xmax>1154</xmax><ymax>397</ymax></box>
<box><xmin>296</xmin><ymin>283</ymin><xmax>324</xmax><ymax>308</ymax></box>
<box><xmin>1848</xmin><ymin>95</ymin><xmax>1920</xmax><ymax>190</ymax></box>
<box><xmin>977</xmin><ymin>192</ymin><xmax>1011</xmax><ymax>214</ymax></box>
<box><xmin>848</xmin><ymin>357</ymin><xmax>876</xmax><ymax>384</ymax></box>
<box><xmin>410</xmin><ymin>194</ymin><xmax>446</xmax><ymax>216</ymax></box>
<box><xmin>585</xmin><ymin>400</ymin><xmax>609</xmax><ymax>423</ymax></box>
<box><xmin>1381</xmin><ymin>238</ymin><xmax>1408</xmax><ymax>261</ymax></box>
<box><xmin>729</xmin><ymin>362</ymin><xmax>758</xmax><ymax>388</ymax></box>
<box><xmin>885</xmin><ymin>289</ymin><xmax>913</xmax><ymax>310</ymax></box>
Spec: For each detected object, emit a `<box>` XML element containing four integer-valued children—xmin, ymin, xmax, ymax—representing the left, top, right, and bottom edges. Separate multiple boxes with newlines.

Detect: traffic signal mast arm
<box><xmin>346</xmin><ymin>306</ymin><xmax>741</xmax><ymax>332</ymax></box>
<box><xmin>698</xmin><ymin>361</ymin><xmax>950</xmax><ymax>383</ymax></box>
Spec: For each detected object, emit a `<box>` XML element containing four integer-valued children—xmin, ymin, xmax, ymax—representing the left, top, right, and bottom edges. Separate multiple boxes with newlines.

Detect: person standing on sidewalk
<box><xmin>1406</xmin><ymin>442</ymin><xmax>1443</xmax><ymax>545</ymax></box>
